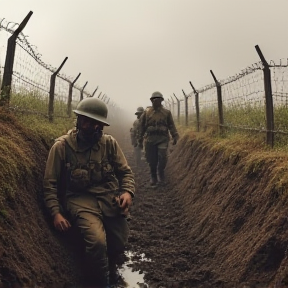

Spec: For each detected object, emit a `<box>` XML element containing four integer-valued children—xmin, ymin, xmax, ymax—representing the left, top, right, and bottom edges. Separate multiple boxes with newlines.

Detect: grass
<box><xmin>0</xmin><ymin>100</ymin><xmax>75</xmax><ymax>211</ymax></box>
<box><xmin>176</xmin><ymin>103</ymin><xmax>288</xmax><ymax>150</ymax></box>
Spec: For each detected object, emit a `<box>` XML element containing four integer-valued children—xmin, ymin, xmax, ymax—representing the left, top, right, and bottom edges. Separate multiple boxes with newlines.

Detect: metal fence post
<box><xmin>255</xmin><ymin>45</ymin><xmax>274</xmax><ymax>147</ymax></box>
<box><xmin>173</xmin><ymin>93</ymin><xmax>180</xmax><ymax>124</ymax></box>
<box><xmin>189</xmin><ymin>81</ymin><xmax>200</xmax><ymax>132</ymax></box>
<box><xmin>92</xmin><ymin>86</ymin><xmax>99</xmax><ymax>97</ymax></box>
<box><xmin>80</xmin><ymin>81</ymin><xmax>88</xmax><ymax>101</ymax></box>
<box><xmin>0</xmin><ymin>11</ymin><xmax>33</xmax><ymax>106</ymax></box>
<box><xmin>68</xmin><ymin>72</ymin><xmax>81</xmax><ymax>117</ymax></box>
<box><xmin>48</xmin><ymin>57</ymin><xmax>68</xmax><ymax>122</ymax></box>
<box><xmin>210</xmin><ymin>70</ymin><xmax>224</xmax><ymax>134</ymax></box>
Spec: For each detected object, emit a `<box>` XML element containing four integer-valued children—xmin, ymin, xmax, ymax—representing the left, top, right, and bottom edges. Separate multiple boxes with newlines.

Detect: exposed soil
<box><xmin>127</xmin><ymin>135</ymin><xmax>288</xmax><ymax>288</ymax></box>
<box><xmin>1</xmin><ymin>117</ymin><xmax>288</xmax><ymax>288</ymax></box>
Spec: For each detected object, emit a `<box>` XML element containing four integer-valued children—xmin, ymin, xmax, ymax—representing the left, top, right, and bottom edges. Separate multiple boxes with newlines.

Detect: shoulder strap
<box><xmin>89</xmin><ymin>134</ymin><xmax>114</xmax><ymax>164</ymax></box>
<box><xmin>54</xmin><ymin>135</ymin><xmax>67</xmax><ymax>162</ymax></box>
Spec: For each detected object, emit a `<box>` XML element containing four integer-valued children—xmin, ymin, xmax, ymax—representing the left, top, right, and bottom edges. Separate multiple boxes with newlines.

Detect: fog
<box><xmin>1</xmin><ymin>0</ymin><xmax>288</xmax><ymax>115</ymax></box>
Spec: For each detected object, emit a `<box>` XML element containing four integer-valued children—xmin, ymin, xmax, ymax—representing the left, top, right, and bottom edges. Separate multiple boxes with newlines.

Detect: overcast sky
<box><xmin>1</xmin><ymin>0</ymin><xmax>288</xmax><ymax>114</ymax></box>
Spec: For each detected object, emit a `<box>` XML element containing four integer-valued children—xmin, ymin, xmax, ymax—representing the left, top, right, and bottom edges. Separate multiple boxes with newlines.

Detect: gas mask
<box><xmin>76</xmin><ymin>116</ymin><xmax>103</xmax><ymax>144</ymax></box>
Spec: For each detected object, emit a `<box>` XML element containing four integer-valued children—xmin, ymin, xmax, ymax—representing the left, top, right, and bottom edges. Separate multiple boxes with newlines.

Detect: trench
<box><xmin>2</xmin><ymin>126</ymin><xmax>288</xmax><ymax>288</ymax></box>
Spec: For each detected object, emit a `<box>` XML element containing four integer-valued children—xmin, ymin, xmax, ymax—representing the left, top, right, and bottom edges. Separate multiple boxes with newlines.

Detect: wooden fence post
<box><xmin>173</xmin><ymin>93</ymin><xmax>180</xmax><ymax>124</ymax></box>
<box><xmin>170</xmin><ymin>96</ymin><xmax>175</xmax><ymax>118</ymax></box>
<box><xmin>210</xmin><ymin>70</ymin><xmax>224</xmax><ymax>134</ymax></box>
<box><xmin>0</xmin><ymin>11</ymin><xmax>33</xmax><ymax>106</ymax></box>
<box><xmin>92</xmin><ymin>86</ymin><xmax>99</xmax><ymax>97</ymax></box>
<box><xmin>182</xmin><ymin>89</ymin><xmax>188</xmax><ymax>126</ymax></box>
<box><xmin>67</xmin><ymin>72</ymin><xmax>81</xmax><ymax>117</ymax></box>
<box><xmin>48</xmin><ymin>57</ymin><xmax>68</xmax><ymax>122</ymax></box>
<box><xmin>189</xmin><ymin>81</ymin><xmax>200</xmax><ymax>132</ymax></box>
<box><xmin>80</xmin><ymin>81</ymin><xmax>88</xmax><ymax>101</ymax></box>
<box><xmin>255</xmin><ymin>45</ymin><xmax>274</xmax><ymax>147</ymax></box>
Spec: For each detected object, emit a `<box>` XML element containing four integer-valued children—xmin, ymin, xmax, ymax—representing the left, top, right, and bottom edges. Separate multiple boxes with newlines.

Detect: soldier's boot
<box><xmin>150</xmin><ymin>167</ymin><xmax>158</xmax><ymax>186</ymax></box>
<box><xmin>158</xmin><ymin>169</ymin><xmax>165</xmax><ymax>183</ymax></box>
<box><xmin>150</xmin><ymin>176</ymin><xmax>157</xmax><ymax>186</ymax></box>
<box><xmin>108</xmin><ymin>254</ymin><xmax>127</xmax><ymax>286</ymax></box>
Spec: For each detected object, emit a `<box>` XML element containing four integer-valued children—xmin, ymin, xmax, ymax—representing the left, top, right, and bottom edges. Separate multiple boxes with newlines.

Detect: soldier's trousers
<box><xmin>66</xmin><ymin>193</ymin><xmax>129</xmax><ymax>285</ymax></box>
<box><xmin>134</xmin><ymin>146</ymin><xmax>142</xmax><ymax>166</ymax></box>
<box><xmin>145</xmin><ymin>141</ymin><xmax>168</xmax><ymax>177</ymax></box>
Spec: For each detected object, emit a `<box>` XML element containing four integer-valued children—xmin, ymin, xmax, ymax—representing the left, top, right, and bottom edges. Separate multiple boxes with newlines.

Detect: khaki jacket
<box><xmin>43</xmin><ymin>129</ymin><xmax>135</xmax><ymax>217</ymax></box>
<box><xmin>138</xmin><ymin>106</ymin><xmax>179</xmax><ymax>145</ymax></box>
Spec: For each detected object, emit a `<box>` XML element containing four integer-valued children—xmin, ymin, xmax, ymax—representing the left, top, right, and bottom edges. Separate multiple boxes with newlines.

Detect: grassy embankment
<box><xmin>0</xmin><ymin>93</ymin><xmax>75</xmax><ymax>217</ymax></box>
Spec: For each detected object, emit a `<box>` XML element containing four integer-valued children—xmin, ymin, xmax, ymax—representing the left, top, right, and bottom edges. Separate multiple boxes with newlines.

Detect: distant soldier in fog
<box><xmin>130</xmin><ymin>106</ymin><xmax>144</xmax><ymax>166</ymax></box>
<box><xmin>138</xmin><ymin>91</ymin><xmax>179</xmax><ymax>186</ymax></box>
<box><xmin>43</xmin><ymin>97</ymin><xmax>135</xmax><ymax>287</ymax></box>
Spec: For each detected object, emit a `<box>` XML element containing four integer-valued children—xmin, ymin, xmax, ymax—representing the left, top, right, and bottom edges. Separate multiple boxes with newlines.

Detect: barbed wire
<box><xmin>0</xmin><ymin>18</ymin><xmax>89</xmax><ymax>91</ymax></box>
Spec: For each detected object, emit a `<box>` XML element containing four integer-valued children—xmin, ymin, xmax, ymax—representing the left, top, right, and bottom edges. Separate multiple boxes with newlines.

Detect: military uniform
<box><xmin>138</xmin><ymin>104</ymin><xmax>179</xmax><ymax>183</ymax></box>
<box><xmin>130</xmin><ymin>118</ymin><xmax>142</xmax><ymax>166</ymax></box>
<box><xmin>130</xmin><ymin>107</ymin><xmax>144</xmax><ymax>167</ymax></box>
<box><xmin>130</xmin><ymin>118</ymin><xmax>140</xmax><ymax>146</ymax></box>
<box><xmin>43</xmin><ymin>128</ymin><xmax>135</xmax><ymax>284</ymax></box>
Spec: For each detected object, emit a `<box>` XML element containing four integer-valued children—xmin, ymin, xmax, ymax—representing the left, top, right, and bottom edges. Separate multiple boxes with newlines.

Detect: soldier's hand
<box><xmin>54</xmin><ymin>213</ymin><xmax>71</xmax><ymax>232</ymax></box>
<box><xmin>119</xmin><ymin>192</ymin><xmax>133</xmax><ymax>215</ymax></box>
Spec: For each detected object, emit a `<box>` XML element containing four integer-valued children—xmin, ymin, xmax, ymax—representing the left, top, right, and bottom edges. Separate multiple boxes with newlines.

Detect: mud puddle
<box><xmin>118</xmin><ymin>252</ymin><xmax>149</xmax><ymax>288</ymax></box>
<box><xmin>0</xmin><ymin>252</ymin><xmax>149</xmax><ymax>288</ymax></box>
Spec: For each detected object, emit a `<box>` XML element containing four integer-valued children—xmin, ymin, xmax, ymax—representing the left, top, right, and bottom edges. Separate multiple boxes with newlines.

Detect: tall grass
<box><xmin>178</xmin><ymin>103</ymin><xmax>288</xmax><ymax>150</ymax></box>
<box><xmin>9</xmin><ymin>90</ymin><xmax>77</xmax><ymax>119</ymax></box>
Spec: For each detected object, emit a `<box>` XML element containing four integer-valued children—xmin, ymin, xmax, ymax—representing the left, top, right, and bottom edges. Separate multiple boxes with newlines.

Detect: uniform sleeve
<box><xmin>167</xmin><ymin>111</ymin><xmax>179</xmax><ymax>140</ymax></box>
<box><xmin>109</xmin><ymin>137</ymin><xmax>135</xmax><ymax>196</ymax></box>
<box><xmin>43</xmin><ymin>141</ymin><xmax>65</xmax><ymax>217</ymax></box>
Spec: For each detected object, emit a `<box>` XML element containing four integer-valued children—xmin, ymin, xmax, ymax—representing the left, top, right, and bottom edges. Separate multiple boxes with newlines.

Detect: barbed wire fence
<box><xmin>0</xmin><ymin>12</ymin><xmax>120</xmax><ymax>124</ymax></box>
<box><xmin>2</xmin><ymin>14</ymin><xmax>288</xmax><ymax>146</ymax></box>
<box><xmin>167</xmin><ymin>47</ymin><xmax>288</xmax><ymax>147</ymax></box>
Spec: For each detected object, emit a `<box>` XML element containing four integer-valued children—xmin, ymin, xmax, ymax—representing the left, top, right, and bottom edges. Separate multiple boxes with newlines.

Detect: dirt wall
<box><xmin>127</xmin><ymin>133</ymin><xmax>288</xmax><ymax>288</ymax></box>
<box><xmin>1</xmin><ymin>117</ymin><xmax>288</xmax><ymax>288</ymax></box>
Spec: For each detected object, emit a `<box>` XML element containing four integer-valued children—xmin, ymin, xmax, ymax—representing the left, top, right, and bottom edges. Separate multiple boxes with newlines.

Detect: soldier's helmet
<box><xmin>73</xmin><ymin>97</ymin><xmax>110</xmax><ymax>126</ymax></box>
<box><xmin>135</xmin><ymin>106</ymin><xmax>144</xmax><ymax>115</ymax></box>
<box><xmin>150</xmin><ymin>91</ymin><xmax>164</xmax><ymax>100</ymax></box>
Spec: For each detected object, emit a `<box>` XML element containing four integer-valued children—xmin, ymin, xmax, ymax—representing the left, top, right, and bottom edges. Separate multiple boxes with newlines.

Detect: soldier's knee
<box><xmin>158</xmin><ymin>148</ymin><xmax>167</xmax><ymax>158</ymax></box>
<box><xmin>86</xmin><ymin>234</ymin><xmax>106</xmax><ymax>257</ymax></box>
<box><xmin>83</xmin><ymin>222</ymin><xmax>106</xmax><ymax>250</ymax></box>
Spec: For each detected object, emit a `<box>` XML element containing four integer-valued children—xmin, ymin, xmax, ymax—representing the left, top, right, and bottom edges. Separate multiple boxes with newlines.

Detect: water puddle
<box><xmin>0</xmin><ymin>252</ymin><xmax>150</xmax><ymax>288</ymax></box>
<box><xmin>118</xmin><ymin>252</ymin><xmax>149</xmax><ymax>288</ymax></box>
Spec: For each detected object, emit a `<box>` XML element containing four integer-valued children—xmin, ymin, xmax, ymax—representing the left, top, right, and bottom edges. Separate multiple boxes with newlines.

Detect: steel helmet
<box><xmin>150</xmin><ymin>91</ymin><xmax>164</xmax><ymax>100</ymax></box>
<box><xmin>73</xmin><ymin>97</ymin><xmax>110</xmax><ymax>126</ymax></box>
<box><xmin>135</xmin><ymin>106</ymin><xmax>144</xmax><ymax>115</ymax></box>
